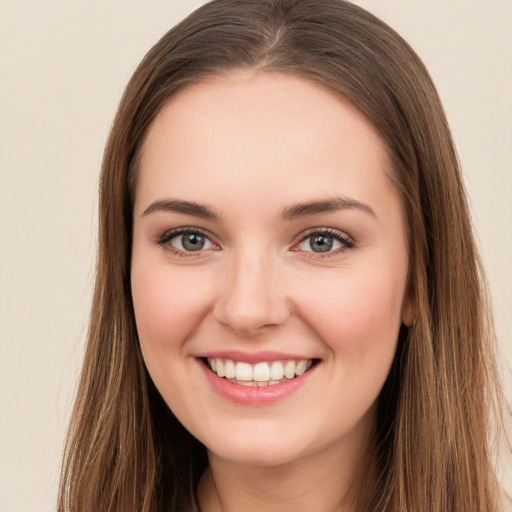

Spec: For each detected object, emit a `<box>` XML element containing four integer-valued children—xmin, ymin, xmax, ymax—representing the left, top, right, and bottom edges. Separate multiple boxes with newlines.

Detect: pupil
<box><xmin>182</xmin><ymin>233</ymin><xmax>204</xmax><ymax>251</ymax></box>
<box><xmin>310</xmin><ymin>234</ymin><xmax>333</xmax><ymax>253</ymax></box>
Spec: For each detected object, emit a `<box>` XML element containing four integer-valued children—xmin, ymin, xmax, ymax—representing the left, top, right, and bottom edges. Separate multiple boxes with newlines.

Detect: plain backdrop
<box><xmin>1</xmin><ymin>1</ymin><xmax>511</xmax><ymax>511</ymax></box>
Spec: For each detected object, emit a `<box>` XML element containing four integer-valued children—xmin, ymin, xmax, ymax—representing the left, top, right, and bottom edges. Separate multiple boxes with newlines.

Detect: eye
<box><xmin>157</xmin><ymin>228</ymin><xmax>216</xmax><ymax>254</ymax></box>
<box><xmin>296</xmin><ymin>229</ymin><xmax>353</xmax><ymax>255</ymax></box>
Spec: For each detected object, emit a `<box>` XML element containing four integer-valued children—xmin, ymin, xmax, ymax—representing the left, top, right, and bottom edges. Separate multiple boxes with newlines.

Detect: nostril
<box><xmin>212</xmin><ymin>270</ymin><xmax>291</xmax><ymax>334</ymax></box>
<box><xmin>213</xmin><ymin>302</ymin><xmax>291</xmax><ymax>336</ymax></box>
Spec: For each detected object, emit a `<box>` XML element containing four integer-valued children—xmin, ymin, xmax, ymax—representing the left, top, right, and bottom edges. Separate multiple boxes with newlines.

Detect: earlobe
<box><xmin>401</xmin><ymin>285</ymin><xmax>416</xmax><ymax>327</ymax></box>
<box><xmin>402</xmin><ymin>303</ymin><xmax>415</xmax><ymax>327</ymax></box>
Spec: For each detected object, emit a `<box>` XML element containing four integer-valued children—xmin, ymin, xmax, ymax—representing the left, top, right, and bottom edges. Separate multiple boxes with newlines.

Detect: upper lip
<box><xmin>197</xmin><ymin>350</ymin><xmax>318</xmax><ymax>364</ymax></box>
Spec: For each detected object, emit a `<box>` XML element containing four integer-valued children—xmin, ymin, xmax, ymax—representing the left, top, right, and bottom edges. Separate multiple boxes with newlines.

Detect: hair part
<box><xmin>59</xmin><ymin>1</ymin><xmax>506</xmax><ymax>510</ymax></box>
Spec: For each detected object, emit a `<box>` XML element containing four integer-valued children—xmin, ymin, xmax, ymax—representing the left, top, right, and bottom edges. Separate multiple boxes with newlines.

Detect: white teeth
<box><xmin>206</xmin><ymin>357</ymin><xmax>314</xmax><ymax>384</ymax></box>
<box><xmin>216</xmin><ymin>358</ymin><xmax>225</xmax><ymax>377</ymax></box>
<box><xmin>284</xmin><ymin>360</ymin><xmax>296</xmax><ymax>379</ymax></box>
<box><xmin>270</xmin><ymin>361</ymin><xmax>284</xmax><ymax>380</ymax></box>
<box><xmin>228</xmin><ymin>378</ymin><xmax>289</xmax><ymax>387</ymax></box>
<box><xmin>224</xmin><ymin>359</ymin><xmax>236</xmax><ymax>379</ymax></box>
<box><xmin>295</xmin><ymin>359</ymin><xmax>308</xmax><ymax>376</ymax></box>
<box><xmin>237</xmin><ymin>379</ymin><xmax>258</xmax><ymax>387</ymax></box>
<box><xmin>253</xmin><ymin>362</ymin><xmax>270</xmax><ymax>381</ymax></box>
<box><xmin>235</xmin><ymin>361</ymin><xmax>253</xmax><ymax>381</ymax></box>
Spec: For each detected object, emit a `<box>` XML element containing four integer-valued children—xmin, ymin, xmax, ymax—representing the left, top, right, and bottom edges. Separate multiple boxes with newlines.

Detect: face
<box><xmin>131</xmin><ymin>71</ymin><xmax>413</xmax><ymax>468</ymax></box>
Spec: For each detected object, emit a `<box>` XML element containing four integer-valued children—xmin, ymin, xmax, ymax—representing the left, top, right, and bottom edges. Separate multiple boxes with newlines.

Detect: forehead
<box><xmin>135</xmin><ymin>71</ymin><xmax>398</xmax><ymax>220</ymax></box>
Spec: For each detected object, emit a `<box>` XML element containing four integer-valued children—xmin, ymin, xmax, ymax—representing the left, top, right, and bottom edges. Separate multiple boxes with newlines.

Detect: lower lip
<box><xmin>199</xmin><ymin>360</ymin><xmax>315</xmax><ymax>405</ymax></box>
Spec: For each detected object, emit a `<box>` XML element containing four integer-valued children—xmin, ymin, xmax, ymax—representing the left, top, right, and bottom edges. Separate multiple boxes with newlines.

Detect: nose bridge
<box><xmin>213</xmin><ymin>244</ymin><xmax>289</xmax><ymax>335</ymax></box>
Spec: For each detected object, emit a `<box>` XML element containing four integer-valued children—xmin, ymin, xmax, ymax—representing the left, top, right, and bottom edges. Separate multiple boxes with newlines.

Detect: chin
<box><xmin>195</xmin><ymin>420</ymin><xmax>322</xmax><ymax>468</ymax></box>
<box><xmin>210</xmin><ymin>442</ymin><xmax>305</xmax><ymax>467</ymax></box>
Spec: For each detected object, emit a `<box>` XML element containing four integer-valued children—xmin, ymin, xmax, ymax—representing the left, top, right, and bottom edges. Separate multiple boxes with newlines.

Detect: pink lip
<box><xmin>198</xmin><ymin>358</ymin><xmax>316</xmax><ymax>405</ymax></box>
<box><xmin>199</xmin><ymin>350</ymin><xmax>312</xmax><ymax>364</ymax></box>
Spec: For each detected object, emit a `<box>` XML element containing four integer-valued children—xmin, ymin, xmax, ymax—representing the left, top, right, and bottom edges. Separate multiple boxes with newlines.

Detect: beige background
<box><xmin>0</xmin><ymin>1</ymin><xmax>510</xmax><ymax>510</ymax></box>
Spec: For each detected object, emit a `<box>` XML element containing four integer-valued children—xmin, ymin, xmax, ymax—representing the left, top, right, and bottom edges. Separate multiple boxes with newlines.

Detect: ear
<box><xmin>401</xmin><ymin>283</ymin><xmax>416</xmax><ymax>327</ymax></box>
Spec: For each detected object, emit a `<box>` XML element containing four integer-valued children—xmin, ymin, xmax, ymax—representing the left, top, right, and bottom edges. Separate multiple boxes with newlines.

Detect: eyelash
<box><xmin>156</xmin><ymin>228</ymin><xmax>218</xmax><ymax>257</ymax></box>
<box><xmin>155</xmin><ymin>227</ymin><xmax>354</xmax><ymax>258</ymax></box>
<box><xmin>295</xmin><ymin>227</ymin><xmax>354</xmax><ymax>258</ymax></box>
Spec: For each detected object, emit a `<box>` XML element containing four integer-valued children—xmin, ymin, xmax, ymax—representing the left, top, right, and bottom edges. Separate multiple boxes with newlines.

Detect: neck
<box><xmin>197</xmin><ymin>417</ymin><xmax>378</xmax><ymax>512</ymax></box>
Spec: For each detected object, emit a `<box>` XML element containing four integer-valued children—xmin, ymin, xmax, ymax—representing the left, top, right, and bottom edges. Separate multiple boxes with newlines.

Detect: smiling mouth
<box><xmin>204</xmin><ymin>357</ymin><xmax>318</xmax><ymax>387</ymax></box>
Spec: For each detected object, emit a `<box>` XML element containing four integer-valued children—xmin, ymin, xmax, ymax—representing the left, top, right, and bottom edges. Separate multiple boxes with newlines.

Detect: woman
<box><xmin>58</xmin><ymin>0</ymin><xmax>510</xmax><ymax>510</ymax></box>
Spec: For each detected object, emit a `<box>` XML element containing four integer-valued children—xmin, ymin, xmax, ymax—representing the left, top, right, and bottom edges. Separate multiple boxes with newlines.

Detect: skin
<box><xmin>131</xmin><ymin>70</ymin><xmax>414</xmax><ymax>511</ymax></box>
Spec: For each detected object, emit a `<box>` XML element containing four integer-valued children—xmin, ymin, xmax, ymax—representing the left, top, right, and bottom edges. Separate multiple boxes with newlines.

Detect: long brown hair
<box><xmin>58</xmin><ymin>1</ymin><xmax>507</xmax><ymax>510</ymax></box>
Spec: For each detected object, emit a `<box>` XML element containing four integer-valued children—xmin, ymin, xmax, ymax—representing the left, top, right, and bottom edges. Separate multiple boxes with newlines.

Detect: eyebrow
<box><xmin>280</xmin><ymin>197</ymin><xmax>376</xmax><ymax>221</ymax></box>
<box><xmin>142</xmin><ymin>199</ymin><xmax>220</xmax><ymax>220</ymax></box>
<box><xmin>141</xmin><ymin>196</ymin><xmax>375</xmax><ymax>221</ymax></box>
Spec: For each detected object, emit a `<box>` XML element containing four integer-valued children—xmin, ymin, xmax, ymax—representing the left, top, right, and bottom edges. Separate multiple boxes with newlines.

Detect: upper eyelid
<box><xmin>156</xmin><ymin>228</ymin><xmax>218</xmax><ymax>257</ymax></box>
<box><xmin>157</xmin><ymin>226</ymin><xmax>216</xmax><ymax>242</ymax></box>
<box><xmin>296</xmin><ymin>227</ymin><xmax>353</xmax><ymax>242</ymax></box>
<box><xmin>156</xmin><ymin>226</ymin><xmax>353</xmax><ymax>248</ymax></box>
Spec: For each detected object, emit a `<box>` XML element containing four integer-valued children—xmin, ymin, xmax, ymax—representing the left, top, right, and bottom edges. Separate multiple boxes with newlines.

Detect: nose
<box><xmin>213</xmin><ymin>251</ymin><xmax>291</xmax><ymax>336</ymax></box>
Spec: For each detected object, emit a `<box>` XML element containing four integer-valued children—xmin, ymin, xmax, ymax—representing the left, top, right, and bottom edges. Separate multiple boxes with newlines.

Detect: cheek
<box><xmin>295</xmin><ymin>269</ymin><xmax>405</xmax><ymax>426</ymax></box>
<box><xmin>131</xmin><ymin>263</ymin><xmax>213</xmax><ymax>355</ymax></box>
<box><xmin>296</xmin><ymin>268</ymin><xmax>405</xmax><ymax>358</ymax></box>
<box><xmin>130</xmin><ymin>262</ymin><xmax>218</xmax><ymax>417</ymax></box>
